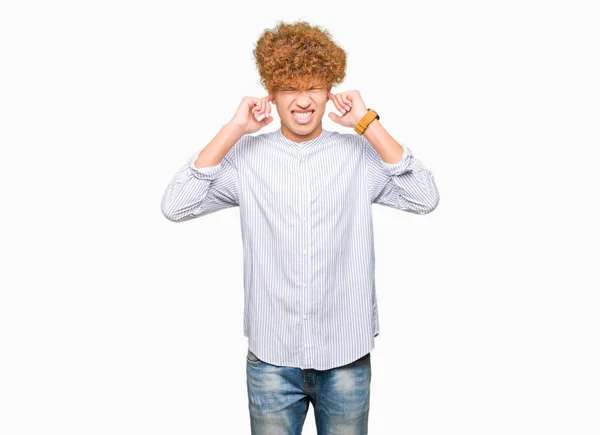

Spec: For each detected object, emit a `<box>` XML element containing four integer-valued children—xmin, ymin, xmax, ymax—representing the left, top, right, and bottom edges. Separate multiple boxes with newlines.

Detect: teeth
<box><xmin>293</xmin><ymin>111</ymin><xmax>313</xmax><ymax>118</ymax></box>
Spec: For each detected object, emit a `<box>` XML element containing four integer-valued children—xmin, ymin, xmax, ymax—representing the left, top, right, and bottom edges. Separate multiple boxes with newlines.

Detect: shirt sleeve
<box><xmin>360</xmin><ymin>134</ymin><xmax>439</xmax><ymax>214</ymax></box>
<box><xmin>161</xmin><ymin>139</ymin><xmax>241</xmax><ymax>222</ymax></box>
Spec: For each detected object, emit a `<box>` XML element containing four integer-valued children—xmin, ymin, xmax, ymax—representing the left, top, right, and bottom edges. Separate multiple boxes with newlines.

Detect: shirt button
<box><xmin>303</xmin><ymin>250</ymin><xmax>307</xmax><ymax>255</ymax></box>
<box><xmin>303</xmin><ymin>315</ymin><xmax>307</xmax><ymax>320</ymax></box>
<box><xmin>303</xmin><ymin>282</ymin><xmax>307</xmax><ymax>287</ymax></box>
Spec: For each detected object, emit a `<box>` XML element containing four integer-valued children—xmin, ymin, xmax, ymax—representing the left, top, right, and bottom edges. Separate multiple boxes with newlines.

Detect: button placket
<box><xmin>299</xmin><ymin>149</ymin><xmax>312</xmax><ymax>367</ymax></box>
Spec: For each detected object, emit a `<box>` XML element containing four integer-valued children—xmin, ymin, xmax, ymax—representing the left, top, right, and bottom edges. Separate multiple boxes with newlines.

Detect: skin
<box><xmin>259</xmin><ymin>79</ymin><xmax>370</xmax><ymax>143</ymax></box>
<box><xmin>267</xmin><ymin>80</ymin><xmax>332</xmax><ymax>143</ymax></box>
<box><xmin>194</xmin><ymin>80</ymin><xmax>405</xmax><ymax>170</ymax></box>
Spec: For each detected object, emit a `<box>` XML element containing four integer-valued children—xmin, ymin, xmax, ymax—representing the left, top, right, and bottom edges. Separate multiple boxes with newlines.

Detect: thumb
<box><xmin>261</xmin><ymin>114</ymin><xmax>274</xmax><ymax>126</ymax></box>
<box><xmin>328</xmin><ymin>112</ymin><xmax>342</xmax><ymax>124</ymax></box>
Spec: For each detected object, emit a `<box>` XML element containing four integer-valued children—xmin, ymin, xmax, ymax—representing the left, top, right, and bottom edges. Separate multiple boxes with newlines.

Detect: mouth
<box><xmin>291</xmin><ymin>110</ymin><xmax>315</xmax><ymax>124</ymax></box>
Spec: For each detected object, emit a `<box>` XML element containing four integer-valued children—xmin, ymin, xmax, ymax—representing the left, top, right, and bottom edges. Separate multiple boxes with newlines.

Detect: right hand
<box><xmin>229</xmin><ymin>95</ymin><xmax>274</xmax><ymax>135</ymax></box>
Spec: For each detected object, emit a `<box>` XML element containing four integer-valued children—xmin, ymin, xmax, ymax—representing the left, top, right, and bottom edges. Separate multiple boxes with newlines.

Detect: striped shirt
<box><xmin>161</xmin><ymin>127</ymin><xmax>439</xmax><ymax>370</ymax></box>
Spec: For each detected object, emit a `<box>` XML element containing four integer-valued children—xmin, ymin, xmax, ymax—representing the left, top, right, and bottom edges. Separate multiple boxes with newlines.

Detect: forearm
<box><xmin>194</xmin><ymin>122</ymin><xmax>245</xmax><ymax>169</ymax></box>
<box><xmin>162</xmin><ymin>125</ymin><xmax>242</xmax><ymax>222</ymax></box>
<box><xmin>161</xmin><ymin>169</ymin><xmax>218</xmax><ymax>222</ymax></box>
<box><xmin>384</xmin><ymin>157</ymin><xmax>439</xmax><ymax>214</ymax></box>
<box><xmin>361</xmin><ymin>119</ymin><xmax>404</xmax><ymax>164</ymax></box>
<box><xmin>360</xmin><ymin>121</ymin><xmax>439</xmax><ymax>214</ymax></box>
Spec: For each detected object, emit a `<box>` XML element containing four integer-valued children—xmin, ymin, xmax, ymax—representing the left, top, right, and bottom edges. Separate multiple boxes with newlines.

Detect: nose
<box><xmin>296</xmin><ymin>92</ymin><xmax>312</xmax><ymax>107</ymax></box>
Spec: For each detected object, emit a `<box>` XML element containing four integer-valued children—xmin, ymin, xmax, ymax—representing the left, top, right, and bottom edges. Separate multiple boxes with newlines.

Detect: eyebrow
<box><xmin>282</xmin><ymin>85</ymin><xmax>323</xmax><ymax>90</ymax></box>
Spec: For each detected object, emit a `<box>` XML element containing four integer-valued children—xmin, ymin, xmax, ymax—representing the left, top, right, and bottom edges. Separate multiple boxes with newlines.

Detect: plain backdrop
<box><xmin>1</xmin><ymin>1</ymin><xmax>598</xmax><ymax>434</ymax></box>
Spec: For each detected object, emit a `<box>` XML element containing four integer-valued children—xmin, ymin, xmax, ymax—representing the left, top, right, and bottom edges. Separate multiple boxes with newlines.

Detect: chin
<box><xmin>287</xmin><ymin>123</ymin><xmax>318</xmax><ymax>135</ymax></box>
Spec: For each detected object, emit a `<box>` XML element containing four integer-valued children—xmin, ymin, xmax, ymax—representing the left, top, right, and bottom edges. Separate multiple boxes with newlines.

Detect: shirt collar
<box><xmin>274</xmin><ymin>127</ymin><xmax>332</xmax><ymax>150</ymax></box>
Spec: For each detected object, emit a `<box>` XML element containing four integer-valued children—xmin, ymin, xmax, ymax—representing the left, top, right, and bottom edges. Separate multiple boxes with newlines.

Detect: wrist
<box><xmin>353</xmin><ymin>109</ymin><xmax>369</xmax><ymax>125</ymax></box>
<box><xmin>354</xmin><ymin>108</ymin><xmax>380</xmax><ymax>135</ymax></box>
<box><xmin>225</xmin><ymin>121</ymin><xmax>246</xmax><ymax>138</ymax></box>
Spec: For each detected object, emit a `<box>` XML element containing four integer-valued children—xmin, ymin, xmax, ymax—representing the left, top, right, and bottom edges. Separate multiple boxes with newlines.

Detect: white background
<box><xmin>1</xmin><ymin>1</ymin><xmax>599</xmax><ymax>434</ymax></box>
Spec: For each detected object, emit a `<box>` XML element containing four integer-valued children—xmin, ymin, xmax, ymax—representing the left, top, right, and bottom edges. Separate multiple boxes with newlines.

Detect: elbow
<box><xmin>421</xmin><ymin>190</ymin><xmax>439</xmax><ymax>214</ymax></box>
<box><xmin>410</xmin><ymin>182</ymin><xmax>439</xmax><ymax>215</ymax></box>
<box><xmin>161</xmin><ymin>207</ymin><xmax>179</xmax><ymax>223</ymax></box>
<box><xmin>162</xmin><ymin>212</ymin><xmax>181</xmax><ymax>223</ymax></box>
<box><xmin>161</xmin><ymin>188</ymin><xmax>195</xmax><ymax>222</ymax></box>
<box><xmin>420</xmin><ymin>173</ymin><xmax>440</xmax><ymax>214</ymax></box>
<box><xmin>161</xmin><ymin>199</ymin><xmax>206</xmax><ymax>223</ymax></box>
<box><xmin>161</xmin><ymin>200</ymin><xmax>185</xmax><ymax>223</ymax></box>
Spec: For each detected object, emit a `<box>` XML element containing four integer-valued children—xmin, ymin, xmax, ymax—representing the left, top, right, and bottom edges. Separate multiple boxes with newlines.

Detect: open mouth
<box><xmin>292</xmin><ymin>110</ymin><xmax>315</xmax><ymax>124</ymax></box>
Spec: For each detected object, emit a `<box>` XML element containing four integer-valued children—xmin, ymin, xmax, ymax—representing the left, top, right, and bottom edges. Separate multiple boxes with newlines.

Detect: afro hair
<box><xmin>253</xmin><ymin>20</ymin><xmax>347</xmax><ymax>93</ymax></box>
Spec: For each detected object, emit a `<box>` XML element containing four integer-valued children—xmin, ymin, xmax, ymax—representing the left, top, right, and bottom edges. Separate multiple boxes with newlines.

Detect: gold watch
<box><xmin>354</xmin><ymin>108</ymin><xmax>380</xmax><ymax>135</ymax></box>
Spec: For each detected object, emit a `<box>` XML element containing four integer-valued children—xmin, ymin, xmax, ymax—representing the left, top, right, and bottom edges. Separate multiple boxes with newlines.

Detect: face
<box><xmin>269</xmin><ymin>80</ymin><xmax>329</xmax><ymax>143</ymax></box>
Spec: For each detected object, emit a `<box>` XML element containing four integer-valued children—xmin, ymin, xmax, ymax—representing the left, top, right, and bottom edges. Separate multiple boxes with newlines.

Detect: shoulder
<box><xmin>245</xmin><ymin>130</ymin><xmax>279</xmax><ymax>145</ymax></box>
<box><xmin>332</xmin><ymin>131</ymin><xmax>373</xmax><ymax>158</ymax></box>
<box><xmin>325</xmin><ymin>130</ymin><xmax>365</xmax><ymax>150</ymax></box>
<box><xmin>219</xmin><ymin>133</ymin><xmax>253</xmax><ymax>169</ymax></box>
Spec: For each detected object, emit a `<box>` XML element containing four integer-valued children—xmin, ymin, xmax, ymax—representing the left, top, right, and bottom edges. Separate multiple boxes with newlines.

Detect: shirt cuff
<box><xmin>381</xmin><ymin>145</ymin><xmax>413</xmax><ymax>176</ymax></box>
<box><xmin>188</xmin><ymin>151</ymin><xmax>223</xmax><ymax>180</ymax></box>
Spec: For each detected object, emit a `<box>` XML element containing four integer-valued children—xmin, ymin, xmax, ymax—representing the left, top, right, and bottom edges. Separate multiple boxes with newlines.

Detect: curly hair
<box><xmin>253</xmin><ymin>20</ymin><xmax>347</xmax><ymax>93</ymax></box>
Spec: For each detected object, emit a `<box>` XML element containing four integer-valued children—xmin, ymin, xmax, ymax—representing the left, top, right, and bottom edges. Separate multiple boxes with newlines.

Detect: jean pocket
<box><xmin>246</xmin><ymin>349</ymin><xmax>265</xmax><ymax>365</ymax></box>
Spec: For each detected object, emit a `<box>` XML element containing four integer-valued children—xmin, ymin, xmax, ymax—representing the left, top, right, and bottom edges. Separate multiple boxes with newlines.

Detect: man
<box><xmin>161</xmin><ymin>20</ymin><xmax>439</xmax><ymax>435</ymax></box>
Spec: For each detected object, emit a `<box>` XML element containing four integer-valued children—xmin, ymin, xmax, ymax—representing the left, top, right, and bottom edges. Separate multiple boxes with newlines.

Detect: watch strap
<box><xmin>354</xmin><ymin>108</ymin><xmax>380</xmax><ymax>135</ymax></box>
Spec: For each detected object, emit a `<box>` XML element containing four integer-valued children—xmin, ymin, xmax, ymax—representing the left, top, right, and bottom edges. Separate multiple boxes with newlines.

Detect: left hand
<box><xmin>328</xmin><ymin>90</ymin><xmax>369</xmax><ymax>128</ymax></box>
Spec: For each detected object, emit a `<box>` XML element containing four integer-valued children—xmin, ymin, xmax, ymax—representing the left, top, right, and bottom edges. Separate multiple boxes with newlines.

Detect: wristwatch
<box><xmin>354</xmin><ymin>108</ymin><xmax>380</xmax><ymax>135</ymax></box>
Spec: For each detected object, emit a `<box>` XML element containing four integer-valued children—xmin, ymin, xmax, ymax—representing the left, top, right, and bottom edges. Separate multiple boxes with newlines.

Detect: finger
<box><xmin>264</xmin><ymin>99</ymin><xmax>271</xmax><ymax>119</ymax></box>
<box><xmin>259</xmin><ymin>102</ymin><xmax>272</xmax><ymax>123</ymax></box>
<box><xmin>254</xmin><ymin>100</ymin><xmax>260</xmax><ymax>118</ymax></box>
<box><xmin>339</xmin><ymin>94</ymin><xmax>351</xmax><ymax>111</ymax></box>
<box><xmin>254</xmin><ymin>99</ymin><xmax>264</xmax><ymax>118</ymax></box>
<box><xmin>261</xmin><ymin>113</ymin><xmax>273</xmax><ymax>125</ymax></box>
<box><xmin>328</xmin><ymin>92</ymin><xmax>335</xmax><ymax>101</ymax></box>
<box><xmin>328</xmin><ymin>111</ymin><xmax>342</xmax><ymax>124</ymax></box>
<box><xmin>329</xmin><ymin>94</ymin><xmax>344</xmax><ymax>114</ymax></box>
<box><xmin>335</xmin><ymin>94</ymin><xmax>347</xmax><ymax>114</ymax></box>
<box><xmin>342</xmin><ymin>95</ymin><xmax>352</xmax><ymax>111</ymax></box>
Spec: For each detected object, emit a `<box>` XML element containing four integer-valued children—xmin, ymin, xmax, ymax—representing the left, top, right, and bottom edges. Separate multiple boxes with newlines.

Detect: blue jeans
<box><xmin>246</xmin><ymin>349</ymin><xmax>371</xmax><ymax>434</ymax></box>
